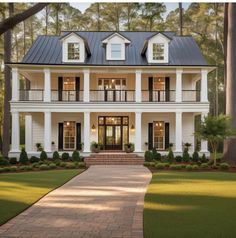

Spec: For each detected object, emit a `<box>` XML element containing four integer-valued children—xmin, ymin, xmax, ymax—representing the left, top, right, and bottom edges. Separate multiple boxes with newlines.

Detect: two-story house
<box><xmin>8</xmin><ymin>31</ymin><xmax>214</xmax><ymax>157</ymax></box>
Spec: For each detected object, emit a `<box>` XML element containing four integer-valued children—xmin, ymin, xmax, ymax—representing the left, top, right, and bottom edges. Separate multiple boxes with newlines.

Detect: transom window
<box><xmin>111</xmin><ymin>44</ymin><xmax>122</xmax><ymax>59</ymax></box>
<box><xmin>153</xmin><ymin>43</ymin><xmax>164</xmax><ymax>60</ymax></box>
<box><xmin>68</xmin><ymin>43</ymin><xmax>80</xmax><ymax>60</ymax></box>
<box><xmin>153</xmin><ymin>121</ymin><xmax>165</xmax><ymax>150</ymax></box>
<box><xmin>63</xmin><ymin>121</ymin><xmax>76</xmax><ymax>150</ymax></box>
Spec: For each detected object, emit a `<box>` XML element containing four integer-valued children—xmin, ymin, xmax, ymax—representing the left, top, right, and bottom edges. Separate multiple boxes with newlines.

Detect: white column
<box><xmin>135</xmin><ymin>70</ymin><xmax>142</xmax><ymax>102</ymax></box>
<box><xmin>44</xmin><ymin>68</ymin><xmax>51</xmax><ymax>102</ymax></box>
<box><xmin>200</xmin><ymin>112</ymin><xmax>208</xmax><ymax>152</ymax></box>
<box><xmin>12</xmin><ymin>68</ymin><xmax>19</xmax><ymax>101</ymax></box>
<box><xmin>44</xmin><ymin>111</ymin><xmax>51</xmax><ymax>152</ymax></box>
<box><xmin>134</xmin><ymin>112</ymin><xmax>142</xmax><ymax>152</ymax></box>
<box><xmin>175</xmin><ymin>69</ymin><xmax>183</xmax><ymax>102</ymax></box>
<box><xmin>83</xmin><ymin>69</ymin><xmax>90</xmax><ymax>102</ymax></box>
<box><xmin>201</xmin><ymin>69</ymin><xmax>208</xmax><ymax>102</ymax></box>
<box><xmin>11</xmin><ymin>111</ymin><xmax>20</xmax><ymax>152</ymax></box>
<box><xmin>25</xmin><ymin>115</ymin><xmax>32</xmax><ymax>152</ymax></box>
<box><xmin>175</xmin><ymin>111</ymin><xmax>182</xmax><ymax>152</ymax></box>
<box><xmin>83</xmin><ymin>112</ymin><xmax>90</xmax><ymax>152</ymax></box>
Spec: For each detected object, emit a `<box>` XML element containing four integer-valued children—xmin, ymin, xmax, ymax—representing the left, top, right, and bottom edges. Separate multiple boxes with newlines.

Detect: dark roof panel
<box><xmin>22</xmin><ymin>31</ymin><xmax>207</xmax><ymax>66</ymax></box>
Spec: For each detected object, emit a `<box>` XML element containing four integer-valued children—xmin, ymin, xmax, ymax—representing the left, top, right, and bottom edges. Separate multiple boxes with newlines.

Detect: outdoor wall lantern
<box><xmin>131</xmin><ymin>124</ymin><xmax>135</xmax><ymax>131</ymax></box>
<box><xmin>91</xmin><ymin>124</ymin><xmax>96</xmax><ymax>132</ymax></box>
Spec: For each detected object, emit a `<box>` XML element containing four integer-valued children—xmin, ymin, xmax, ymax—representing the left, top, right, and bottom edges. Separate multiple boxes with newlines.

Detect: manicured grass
<box><xmin>0</xmin><ymin>169</ymin><xmax>83</xmax><ymax>225</ymax></box>
<box><xmin>144</xmin><ymin>172</ymin><xmax>236</xmax><ymax>238</ymax></box>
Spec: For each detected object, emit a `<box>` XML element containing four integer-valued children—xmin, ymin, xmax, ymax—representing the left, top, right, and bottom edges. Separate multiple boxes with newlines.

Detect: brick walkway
<box><xmin>0</xmin><ymin>165</ymin><xmax>152</xmax><ymax>238</ymax></box>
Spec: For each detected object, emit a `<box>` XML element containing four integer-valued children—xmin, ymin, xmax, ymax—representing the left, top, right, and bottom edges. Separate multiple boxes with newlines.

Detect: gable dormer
<box><xmin>60</xmin><ymin>32</ymin><xmax>91</xmax><ymax>63</ymax></box>
<box><xmin>142</xmin><ymin>32</ymin><xmax>171</xmax><ymax>64</ymax></box>
<box><xmin>102</xmin><ymin>32</ymin><xmax>131</xmax><ymax>61</ymax></box>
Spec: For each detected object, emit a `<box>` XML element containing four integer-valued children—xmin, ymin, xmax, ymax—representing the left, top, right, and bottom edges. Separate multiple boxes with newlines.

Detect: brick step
<box><xmin>85</xmin><ymin>161</ymin><xmax>144</xmax><ymax>166</ymax></box>
<box><xmin>90</xmin><ymin>153</ymin><xmax>140</xmax><ymax>158</ymax></box>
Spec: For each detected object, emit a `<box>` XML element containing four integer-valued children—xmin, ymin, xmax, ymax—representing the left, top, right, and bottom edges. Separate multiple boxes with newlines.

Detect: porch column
<box><xmin>44</xmin><ymin>68</ymin><xmax>51</xmax><ymax>102</ymax></box>
<box><xmin>200</xmin><ymin>112</ymin><xmax>208</xmax><ymax>152</ymax></box>
<box><xmin>134</xmin><ymin>112</ymin><xmax>142</xmax><ymax>152</ymax></box>
<box><xmin>175</xmin><ymin>111</ymin><xmax>182</xmax><ymax>152</ymax></box>
<box><xmin>175</xmin><ymin>69</ymin><xmax>183</xmax><ymax>102</ymax></box>
<box><xmin>12</xmin><ymin>68</ymin><xmax>19</xmax><ymax>101</ymax></box>
<box><xmin>11</xmin><ymin>111</ymin><xmax>20</xmax><ymax>152</ymax></box>
<box><xmin>83</xmin><ymin>69</ymin><xmax>90</xmax><ymax>102</ymax></box>
<box><xmin>201</xmin><ymin>69</ymin><xmax>208</xmax><ymax>102</ymax></box>
<box><xmin>44</xmin><ymin>111</ymin><xmax>51</xmax><ymax>152</ymax></box>
<box><xmin>83</xmin><ymin>112</ymin><xmax>90</xmax><ymax>152</ymax></box>
<box><xmin>25</xmin><ymin>115</ymin><xmax>32</xmax><ymax>152</ymax></box>
<box><xmin>135</xmin><ymin>70</ymin><xmax>142</xmax><ymax>102</ymax></box>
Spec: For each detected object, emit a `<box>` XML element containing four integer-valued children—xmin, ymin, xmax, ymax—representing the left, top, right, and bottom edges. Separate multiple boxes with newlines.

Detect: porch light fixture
<box><xmin>66</xmin><ymin>121</ymin><xmax>70</xmax><ymax>126</ymax></box>
<box><xmin>91</xmin><ymin>124</ymin><xmax>96</xmax><ymax>132</ymax></box>
<box><xmin>131</xmin><ymin>124</ymin><xmax>135</xmax><ymax>131</ymax></box>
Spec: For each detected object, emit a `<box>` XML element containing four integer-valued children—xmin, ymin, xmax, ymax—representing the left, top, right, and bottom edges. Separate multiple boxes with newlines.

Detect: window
<box><xmin>153</xmin><ymin>121</ymin><xmax>165</xmax><ymax>150</ymax></box>
<box><xmin>68</xmin><ymin>43</ymin><xmax>80</xmax><ymax>60</ymax></box>
<box><xmin>63</xmin><ymin>77</ymin><xmax>75</xmax><ymax>90</ymax></box>
<box><xmin>63</xmin><ymin>121</ymin><xmax>76</xmax><ymax>150</ymax></box>
<box><xmin>111</xmin><ymin>44</ymin><xmax>122</xmax><ymax>59</ymax></box>
<box><xmin>153</xmin><ymin>43</ymin><xmax>164</xmax><ymax>60</ymax></box>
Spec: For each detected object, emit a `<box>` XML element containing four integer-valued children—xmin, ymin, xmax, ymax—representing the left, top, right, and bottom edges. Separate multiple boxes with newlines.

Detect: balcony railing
<box><xmin>19</xmin><ymin>89</ymin><xmax>44</xmax><ymax>101</ymax></box>
<box><xmin>182</xmin><ymin>90</ymin><xmax>200</xmax><ymax>102</ymax></box>
<box><xmin>90</xmin><ymin>90</ymin><xmax>135</xmax><ymax>102</ymax></box>
<box><xmin>142</xmin><ymin>90</ymin><xmax>176</xmax><ymax>102</ymax></box>
<box><xmin>51</xmin><ymin>90</ymin><xmax>83</xmax><ymax>101</ymax></box>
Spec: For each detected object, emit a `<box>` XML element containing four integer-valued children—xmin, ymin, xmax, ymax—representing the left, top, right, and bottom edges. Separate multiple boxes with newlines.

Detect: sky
<box><xmin>70</xmin><ymin>2</ymin><xmax>191</xmax><ymax>17</ymax></box>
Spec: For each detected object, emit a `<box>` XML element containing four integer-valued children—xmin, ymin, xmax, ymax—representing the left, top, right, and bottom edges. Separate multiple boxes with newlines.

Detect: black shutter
<box><xmin>165</xmin><ymin>122</ymin><xmax>170</xmax><ymax>150</ymax></box>
<box><xmin>58</xmin><ymin>123</ymin><xmax>63</xmax><ymax>150</ymax></box>
<box><xmin>148</xmin><ymin>123</ymin><xmax>153</xmax><ymax>150</ymax></box>
<box><xmin>148</xmin><ymin>77</ymin><xmax>153</xmax><ymax>102</ymax></box>
<box><xmin>76</xmin><ymin>123</ymin><xmax>81</xmax><ymax>150</ymax></box>
<box><xmin>75</xmin><ymin>77</ymin><xmax>80</xmax><ymax>101</ymax></box>
<box><xmin>165</xmin><ymin>77</ymin><xmax>170</xmax><ymax>102</ymax></box>
<box><xmin>58</xmin><ymin>77</ymin><xmax>63</xmax><ymax>101</ymax></box>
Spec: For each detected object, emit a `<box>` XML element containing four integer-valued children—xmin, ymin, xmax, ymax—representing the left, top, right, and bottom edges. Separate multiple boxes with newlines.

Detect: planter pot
<box><xmin>92</xmin><ymin>147</ymin><xmax>100</xmax><ymax>153</ymax></box>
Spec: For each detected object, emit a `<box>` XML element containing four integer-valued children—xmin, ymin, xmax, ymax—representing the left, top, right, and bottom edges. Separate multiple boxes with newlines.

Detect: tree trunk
<box><xmin>96</xmin><ymin>3</ymin><xmax>100</xmax><ymax>31</ymax></box>
<box><xmin>45</xmin><ymin>5</ymin><xmax>48</xmax><ymax>35</ymax></box>
<box><xmin>223</xmin><ymin>3</ymin><xmax>236</xmax><ymax>164</ymax></box>
<box><xmin>2</xmin><ymin>3</ymin><xmax>13</xmax><ymax>157</ymax></box>
<box><xmin>23</xmin><ymin>21</ymin><xmax>26</xmax><ymax>55</ymax></box>
<box><xmin>179</xmin><ymin>2</ymin><xmax>183</xmax><ymax>36</ymax></box>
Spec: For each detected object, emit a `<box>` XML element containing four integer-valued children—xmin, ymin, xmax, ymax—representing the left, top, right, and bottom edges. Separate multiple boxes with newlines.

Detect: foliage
<box><xmin>61</xmin><ymin>152</ymin><xmax>70</xmax><ymax>161</ymax></box>
<box><xmin>144</xmin><ymin>151</ymin><xmax>153</xmax><ymax>162</ymax></box>
<box><xmin>35</xmin><ymin>143</ymin><xmax>43</xmax><ymax>151</ymax></box>
<box><xmin>9</xmin><ymin>157</ymin><xmax>17</xmax><ymax>164</ymax></box>
<box><xmin>0</xmin><ymin>157</ymin><xmax>9</xmax><ymax>166</ymax></box>
<box><xmin>201</xmin><ymin>153</ymin><xmax>208</xmax><ymax>163</ymax></box>
<box><xmin>152</xmin><ymin>149</ymin><xmax>161</xmax><ymax>161</ymax></box>
<box><xmin>186</xmin><ymin>165</ymin><xmax>193</xmax><ymax>171</ymax></box>
<box><xmin>182</xmin><ymin>148</ymin><xmax>190</xmax><ymax>162</ymax></box>
<box><xmin>19</xmin><ymin>148</ymin><xmax>29</xmax><ymax>165</ymax></box>
<box><xmin>195</xmin><ymin>115</ymin><xmax>235</xmax><ymax>166</ymax></box>
<box><xmin>29</xmin><ymin>156</ymin><xmax>39</xmax><ymax>163</ymax></box>
<box><xmin>220</xmin><ymin>162</ymin><xmax>230</xmax><ymax>170</ymax></box>
<box><xmin>40</xmin><ymin>151</ymin><xmax>48</xmax><ymax>161</ymax></box>
<box><xmin>52</xmin><ymin>151</ymin><xmax>60</xmax><ymax>161</ymax></box>
<box><xmin>192</xmin><ymin>151</ymin><xmax>200</xmax><ymax>163</ymax></box>
<box><xmin>72</xmin><ymin>150</ymin><xmax>80</xmax><ymax>162</ymax></box>
<box><xmin>48</xmin><ymin>163</ymin><xmax>57</xmax><ymax>169</ymax></box>
<box><xmin>39</xmin><ymin>164</ymin><xmax>49</xmax><ymax>170</ymax></box>
<box><xmin>167</xmin><ymin>149</ymin><xmax>174</xmax><ymax>163</ymax></box>
<box><xmin>200</xmin><ymin>163</ymin><xmax>209</xmax><ymax>169</ymax></box>
<box><xmin>169</xmin><ymin>164</ymin><xmax>182</xmax><ymax>170</ymax></box>
<box><xmin>124</xmin><ymin>143</ymin><xmax>135</xmax><ymax>153</ymax></box>
<box><xmin>175</xmin><ymin>155</ymin><xmax>182</xmax><ymax>163</ymax></box>
<box><xmin>155</xmin><ymin>163</ymin><xmax>165</xmax><ymax>169</ymax></box>
<box><xmin>91</xmin><ymin>141</ymin><xmax>101</xmax><ymax>153</ymax></box>
<box><xmin>192</xmin><ymin>165</ymin><xmax>199</xmax><ymax>170</ymax></box>
<box><xmin>66</xmin><ymin>163</ymin><xmax>76</xmax><ymax>169</ymax></box>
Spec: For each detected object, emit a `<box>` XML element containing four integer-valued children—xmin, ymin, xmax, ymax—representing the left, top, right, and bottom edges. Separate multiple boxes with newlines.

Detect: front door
<box><xmin>105</xmin><ymin>125</ymin><xmax>122</xmax><ymax>150</ymax></box>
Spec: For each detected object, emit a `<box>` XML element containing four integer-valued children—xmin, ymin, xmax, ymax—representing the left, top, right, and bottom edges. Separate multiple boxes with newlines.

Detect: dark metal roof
<box><xmin>22</xmin><ymin>31</ymin><xmax>207</xmax><ymax>66</ymax></box>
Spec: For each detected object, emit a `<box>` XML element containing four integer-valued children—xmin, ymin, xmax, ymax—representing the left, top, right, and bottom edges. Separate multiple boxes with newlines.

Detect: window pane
<box><xmin>153</xmin><ymin>43</ymin><xmax>164</xmax><ymax>60</ymax></box>
<box><xmin>111</xmin><ymin>44</ymin><xmax>121</xmax><ymax>59</ymax></box>
<box><xmin>153</xmin><ymin>121</ymin><xmax>165</xmax><ymax>150</ymax></box>
<box><xmin>111</xmin><ymin>51</ymin><xmax>121</xmax><ymax>59</ymax></box>
<box><xmin>63</xmin><ymin>121</ymin><xmax>76</xmax><ymax>150</ymax></box>
<box><xmin>68</xmin><ymin>43</ymin><xmax>80</xmax><ymax>60</ymax></box>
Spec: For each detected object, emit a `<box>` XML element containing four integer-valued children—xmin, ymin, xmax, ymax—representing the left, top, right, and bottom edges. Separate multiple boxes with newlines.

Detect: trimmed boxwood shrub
<box><xmin>143</xmin><ymin>161</ymin><xmax>151</xmax><ymax>167</ymax></box>
<box><xmin>155</xmin><ymin>163</ymin><xmax>165</xmax><ymax>170</ymax></box>
<box><xmin>144</xmin><ymin>151</ymin><xmax>153</xmax><ymax>162</ymax></box>
<box><xmin>192</xmin><ymin>151</ymin><xmax>200</xmax><ymax>163</ymax></box>
<box><xmin>182</xmin><ymin>148</ymin><xmax>190</xmax><ymax>162</ymax></box>
<box><xmin>201</xmin><ymin>154</ymin><xmax>208</xmax><ymax>163</ymax></box>
<box><xmin>3</xmin><ymin>167</ymin><xmax>11</xmax><ymax>172</ymax></box>
<box><xmin>29</xmin><ymin>156</ymin><xmax>39</xmax><ymax>163</ymax></box>
<box><xmin>220</xmin><ymin>162</ymin><xmax>230</xmax><ymax>171</ymax></box>
<box><xmin>32</xmin><ymin>162</ymin><xmax>40</xmax><ymax>168</ymax></box>
<box><xmin>0</xmin><ymin>168</ymin><xmax>4</xmax><ymax>173</ymax></box>
<box><xmin>54</xmin><ymin>159</ymin><xmax>61</xmax><ymax>166</ymax></box>
<box><xmin>186</xmin><ymin>165</ymin><xmax>193</xmax><ymax>171</ymax></box>
<box><xmin>19</xmin><ymin>149</ymin><xmax>29</xmax><ymax>165</ymax></box>
<box><xmin>0</xmin><ymin>157</ymin><xmax>10</xmax><ymax>166</ymax></box>
<box><xmin>40</xmin><ymin>151</ymin><xmax>48</xmax><ymax>161</ymax></box>
<box><xmin>10</xmin><ymin>166</ymin><xmax>18</xmax><ymax>172</ymax></box>
<box><xmin>66</xmin><ymin>163</ymin><xmax>76</xmax><ymax>169</ymax></box>
<box><xmin>60</xmin><ymin>162</ymin><xmax>67</xmax><ymax>167</ymax></box>
<box><xmin>49</xmin><ymin>163</ymin><xmax>57</xmax><ymax>169</ymax></box>
<box><xmin>20</xmin><ymin>165</ymin><xmax>33</xmax><ymax>171</ymax></box>
<box><xmin>152</xmin><ymin>149</ymin><xmax>161</xmax><ymax>161</ymax></box>
<box><xmin>78</xmin><ymin>162</ymin><xmax>86</xmax><ymax>168</ymax></box>
<box><xmin>200</xmin><ymin>163</ymin><xmax>209</xmax><ymax>169</ymax></box>
<box><xmin>167</xmin><ymin>150</ymin><xmax>174</xmax><ymax>163</ymax></box>
<box><xmin>192</xmin><ymin>165</ymin><xmax>199</xmax><ymax>170</ymax></box>
<box><xmin>170</xmin><ymin>164</ymin><xmax>182</xmax><ymax>170</ymax></box>
<box><xmin>52</xmin><ymin>151</ymin><xmax>60</xmax><ymax>161</ymax></box>
<box><xmin>62</xmin><ymin>152</ymin><xmax>70</xmax><ymax>161</ymax></box>
<box><xmin>72</xmin><ymin>150</ymin><xmax>80</xmax><ymax>162</ymax></box>
<box><xmin>39</xmin><ymin>164</ymin><xmax>49</xmax><ymax>170</ymax></box>
<box><xmin>9</xmin><ymin>157</ymin><xmax>17</xmax><ymax>165</ymax></box>
<box><xmin>175</xmin><ymin>155</ymin><xmax>182</xmax><ymax>163</ymax></box>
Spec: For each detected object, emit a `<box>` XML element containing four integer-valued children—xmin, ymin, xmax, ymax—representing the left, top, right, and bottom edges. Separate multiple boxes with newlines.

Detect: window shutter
<box><xmin>58</xmin><ymin>77</ymin><xmax>63</xmax><ymax>101</ymax></box>
<box><xmin>76</xmin><ymin>123</ymin><xmax>81</xmax><ymax>150</ymax></box>
<box><xmin>165</xmin><ymin>122</ymin><xmax>170</xmax><ymax>150</ymax></box>
<box><xmin>58</xmin><ymin>123</ymin><xmax>63</xmax><ymax>150</ymax></box>
<box><xmin>148</xmin><ymin>123</ymin><xmax>153</xmax><ymax>150</ymax></box>
<box><xmin>165</xmin><ymin>77</ymin><xmax>170</xmax><ymax>101</ymax></box>
<box><xmin>148</xmin><ymin>77</ymin><xmax>153</xmax><ymax>102</ymax></box>
<box><xmin>75</xmin><ymin>77</ymin><xmax>80</xmax><ymax>101</ymax></box>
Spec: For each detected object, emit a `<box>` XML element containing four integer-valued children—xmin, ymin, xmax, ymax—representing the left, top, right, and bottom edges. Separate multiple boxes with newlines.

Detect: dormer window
<box><xmin>153</xmin><ymin>43</ymin><xmax>164</xmax><ymax>60</ymax></box>
<box><xmin>111</xmin><ymin>43</ymin><xmax>122</xmax><ymax>59</ymax></box>
<box><xmin>68</xmin><ymin>43</ymin><xmax>80</xmax><ymax>60</ymax></box>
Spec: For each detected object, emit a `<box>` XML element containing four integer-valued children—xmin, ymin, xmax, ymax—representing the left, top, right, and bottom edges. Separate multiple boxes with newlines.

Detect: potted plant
<box><xmin>124</xmin><ymin>143</ymin><xmax>134</xmax><ymax>153</ymax></box>
<box><xmin>91</xmin><ymin>141</ymin><xmax>101</xmax><ymax>153</ymax></box>
<box><xmin>35</xmin><ymin>143</ymin><xmax>43</xmax><ymax>152</ymax></box>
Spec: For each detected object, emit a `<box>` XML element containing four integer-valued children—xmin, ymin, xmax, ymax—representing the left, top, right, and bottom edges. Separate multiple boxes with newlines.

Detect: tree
<box><xmin>196</xmin><ymin>114</ymin><xmax>235</xmax><ymax>166</ymax></box>
<box><xmin>223</xmin><ymin>3</ymin><xmax>236</xmax><ymax>163</ymax></box>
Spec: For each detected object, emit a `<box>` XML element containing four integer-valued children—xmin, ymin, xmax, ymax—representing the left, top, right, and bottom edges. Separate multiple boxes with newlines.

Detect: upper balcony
<box><xmin>11</xmin><ymin>67</ymin><xmax>209</xmax><ymax>105</ymax></box>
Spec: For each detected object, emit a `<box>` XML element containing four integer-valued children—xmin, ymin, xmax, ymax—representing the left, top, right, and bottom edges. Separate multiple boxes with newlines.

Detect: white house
<box><xmin>8</xmin><ymin>31</ymin><xmax>214</xmax><ymax>157</ymax></box>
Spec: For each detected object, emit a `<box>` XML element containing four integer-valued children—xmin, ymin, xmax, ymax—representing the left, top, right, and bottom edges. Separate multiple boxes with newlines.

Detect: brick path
<box><xmin>0</xmin><ymin>165</ymin><xmax>152</xmax><ymax>238</ymax></box>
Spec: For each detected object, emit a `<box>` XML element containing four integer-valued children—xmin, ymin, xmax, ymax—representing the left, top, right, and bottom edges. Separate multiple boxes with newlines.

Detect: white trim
<box><xmin>12</xmin><ymin>68</ymin><xmax>19</xmax><ymax>102</ymax></box>
<box><xmin>11</xmin><ymin>111</ymin><xmax>20</xmax><ymax>152</ymax></box>
<box><xmin>102</xmin><ymin>32</ymin><xmax>131</xmax><ymax>44</ymax></box>
<box><xmin>44</xmin><ymin>111</ymin><xmax>52</xmax><ymax>152</ymax></box>
<box><xmin>25</xmin><ymin>115</ymin><xmax>32</xmax><ymax>152</ymax></box>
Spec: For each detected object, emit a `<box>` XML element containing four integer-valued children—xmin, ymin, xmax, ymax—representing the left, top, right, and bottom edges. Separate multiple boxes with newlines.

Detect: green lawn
<box><xmin>144</xmin><ymin>172</ymin><xmax>236</xmax><ymax>238</ymax></box>
<box><xmin>0</xmin><ymin>169</ymin><xmax>83</xmax><ymax>225</ymax></box>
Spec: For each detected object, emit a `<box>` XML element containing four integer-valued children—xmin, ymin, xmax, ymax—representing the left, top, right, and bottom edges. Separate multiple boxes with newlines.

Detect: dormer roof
<box><xmin>101</xmin><ymin>32</ymin><xmax>131</xmax><ymax>44</ymax></box>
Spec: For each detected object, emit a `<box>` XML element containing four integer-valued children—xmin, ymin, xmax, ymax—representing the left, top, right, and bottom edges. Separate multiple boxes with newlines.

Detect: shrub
<box><xmin>175</xmin><ymin>155</ymin><xmax>182</xmax><ymax>163</ymax></box>
<box><xmin>182</xmin><ymin>148</ymin><xmax>190</xmax><ymax>163</ymax></box>
<box><xmin>0</xmin><ymin>168</ymin><xmax>4</xmax><ymax>173</ymax></box>
<box><xmin>170</xmin><ymin>164</ymin><xmax>182</xmax><ymax>170</ymax></box>
<box><xmin>186</xmin><ymin>165</ymin><xmax>193</xmax><ymax>171</ymax></box>
<box><xmin>40</xmin><ymin>151</ymin><xmax>48</xmax><ymax>161</ymax></box>
<box><xmin>29</xmin><ymin>156</ymin><xmax>39</xmax><ymax>163</ymax></box>
<box><xmin>60</xmin><ymin>162</ymin><xmax>67</xmax><ymax>167</ymax></box>
<box><xmin>192</xmin><ymin>151</ymin><xmax>200</xmax><ymax>163</ymax></box>
<box><xmin>19</xmin><ymin>148</ymin><xmax>29</xmax><ymax>165</ymax></box>
<box><xmin>155</xmin><ymin>163</ymin><xmax>165</xmax><ymax>170</ymax></box>
<box><xmin>144</xmin><ymin>151</ymin><xmax>153</xmax><ymax>162</ymax></box>
<box><xmin>143</xmin><ymin>161</ymin><xmax>151</xmax><ymax>167</ymax></box>
<box><xmin>62</xmin><ymin>152</ymin><xmax>70</xmax><ymax>161</ymax></box>
<box><xmin>124</xmin><ymin>143</ymin><xmax>135</xmax><ymax>153</ymax></box>
<box><xmin>66</xmin><ymin>163</ymin><xmax>76</xmax><ymax>169</ymax></box>
<box><xmin>201</xmin><ymin>154</ymin><xmax>208</xmax><ymax>163</ymax></box>
<box><xmin>0</xmin><ymin>157</ymin><xmax>10</xmax><ymax>166</ymax></box>
<box><xmin>39</xmin><ymin>164</ymin><xmax>49</xmax><ymax>170</ymax></box>
<box><xmin>162</xmin><ymin>162</ymin><xmax>170</xmax><ymax>168</ymax></box>
<box><xmin>10</xmin><ymin>166</ymin><xmax>18</xmax><ymax>172</ymax></box>
<box><xmin>9</xmin><ymin>157</ymin><xmax>17</xmax><ymax>165</ymax></box>
<box><xmin>152</xmin><ymin>149</ymin><xmax>161</xmax><ymax>161</ymax></box>
<box><xmin>72</xmin><ymin>150</ymin><xmax>80</xmax><ymax>162</ymax></box>
<box><xmin>167</xmin><ymin>149</ymin><xmax>174</xmax><ymax>163</ymax></box>
<box><xmin>3</xmin><ymin>167</ymin><xmax>11</xmax><ymax>172</ymax></box>
<box><xmin>181</xmin><ymin>164</ymin><xmax>186</xmax><ymax>169</ymax></box>
<box><xmin>32</xmin><ymin>162</ymin><xmax>40</xmax><ymax>168</ymax></box>
<box><xmin>78</xmin><ymin>162</ymin><xmax>86</xmax><ymax>168</ymax></box>
<box><xmin>20</xmin><ymin>165</ymin><xmax>33</xmax><ymax>171</ymax></box>
<box><xmin>52</xmin><ymin>151</ymin><xmax>60</xmax><ymax>161</ymax></box>
<box><xmin>49</xmin><ymin>163</ymin><xmax>57</xmax><ymax>169</ymax></box>
<box><xmin>220</xmin><ymin>162</ymin><xmax>230</xmax><ymax>171</ymax></box>
<box><xmin>54</xmin><ymin>159</ymin><xmax>61</xmax><ymax>166</ymax></box>
<box><xmin>200</xmin><ymin>163</ymin><xmax>209</xmax><ymax>169</ymax></box>
<box><xmin>192</xmin><ymin>165</ymin><xmax>199</xmax><ymax>170</ymax></box>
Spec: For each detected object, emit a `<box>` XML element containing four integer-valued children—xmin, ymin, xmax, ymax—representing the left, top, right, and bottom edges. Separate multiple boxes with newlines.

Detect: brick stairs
<box><xmin>84</xmin><ymin>153</ymin><xmax>144</xmax><ymax>166</ymax></box>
